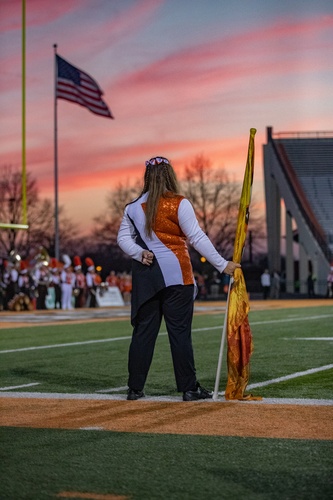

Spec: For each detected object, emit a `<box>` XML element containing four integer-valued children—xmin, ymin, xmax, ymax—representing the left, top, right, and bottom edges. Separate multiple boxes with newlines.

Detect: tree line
<box><xmin>0</xmin><ymin>156</ymin><xmax>266</xmax><ymax>277</ymax></box>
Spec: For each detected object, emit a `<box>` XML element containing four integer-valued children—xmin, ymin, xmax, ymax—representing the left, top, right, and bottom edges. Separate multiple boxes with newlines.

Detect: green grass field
<box><xmin>1</xmin><ymin>303</ymin><xmax>333</xmax><ymax>499</ymax></box>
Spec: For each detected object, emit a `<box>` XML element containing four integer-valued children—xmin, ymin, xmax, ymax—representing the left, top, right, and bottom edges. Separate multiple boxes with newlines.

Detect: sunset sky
<box><xmin>1</xmin><ymin>0</ymin><xmax>332</xmax><ymax>235</ymax></box>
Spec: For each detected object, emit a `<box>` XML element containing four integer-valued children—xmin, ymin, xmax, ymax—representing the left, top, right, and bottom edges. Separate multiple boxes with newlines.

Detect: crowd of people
<box><xmin>2</xmin><ymin>253</ymin><xmax>332</xmax><ymax>312</ymax></box>
<box><xmin>260</xmin><ymin>265</ymin><xmax>333</xmax><ymax>299</ymax></box>
<box><xmin>0</xmin><ymin>254</ymin><xmax>133</xmax><ymax>312</ymax></box>
<box><xmin>0</xmin><ymin>253</ymin><xmax>229</xmax><ymax>314</ymax></box>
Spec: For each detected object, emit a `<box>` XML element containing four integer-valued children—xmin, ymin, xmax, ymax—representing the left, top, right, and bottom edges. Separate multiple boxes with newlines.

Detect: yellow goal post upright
<box><xmin>0</xmin><ymin>0</ymin><xmax>29</xmax><ymax>232</ymax></box>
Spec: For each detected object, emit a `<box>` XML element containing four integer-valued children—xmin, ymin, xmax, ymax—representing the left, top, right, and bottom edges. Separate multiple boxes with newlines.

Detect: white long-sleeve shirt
<box><xmin>118</xmin><ymin>193</ymin><xmax>228</xmax><ymax>288</ymax></box>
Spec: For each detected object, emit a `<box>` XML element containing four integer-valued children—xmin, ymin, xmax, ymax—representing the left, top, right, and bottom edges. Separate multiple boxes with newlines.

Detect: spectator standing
<box><xmin>307</xmin><ymin>273</ymin><xmax>315</xmax><ymax>298</ymax></box>
<box><xmin>261</xmin><ymin>269</ymin><xmax>271</xmax><ymax>300</ymax></box>
<box><xmin>326</xmin><ymin>266</ymin><xmax>333</xmax><ymax>298</ymax></box>
<box><xmin>209</xmin><ymin>271</ymin><xmax>221</xmax><ymax>299</ymax></box>
<box><xmin>270</xmin><ymin>270</ymin><xmax>280</xmax><ymax>299</ymax></box>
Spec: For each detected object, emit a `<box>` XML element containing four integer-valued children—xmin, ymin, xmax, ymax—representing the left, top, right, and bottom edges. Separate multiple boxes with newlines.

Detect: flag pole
<box><xmin>53</xmin><ymin>44</ymin><xmax>59</xmax><ymax>261</ymax></box>
<box><xmin>212</xmin><ymin>277</ymin><xmax>233</xmax><ymax>401</ymax></box>
<box><xmin>213</xmin><ymin>128</ymin><xmax>257</xmax><ymax>401</ymax></box>
<box><xmin>21</xmin><ymin>0</ymin><xmax>27</xmax><ymax>225</ymax></box>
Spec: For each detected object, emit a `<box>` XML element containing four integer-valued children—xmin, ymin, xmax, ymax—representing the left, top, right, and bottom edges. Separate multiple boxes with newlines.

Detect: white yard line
<box><xmin>0</xmin><ymin>336</ymin><xmax>132</xmax><ymax>354</ymax></box>
<box><xmin>250</xmin><ymin>314</ymin><xmax>333</xmax><ymax>325</ymax></box>
<box><xmin>246</xmin><ymin>364</ymin><xmax>333</xmax><ymax>390</ymax></box>
<box><xmin>288</xmin><ymin>337</ymin><xmax>333</xmax><ymax>341</ymax></box>
<box><xmin>0</xmin><ymin>382</ymin><xmax>40</xmax><ymax>391</ymax></box>
<box><xmin>1</xmin><ymin>313</ymin><xmax>332</xmax><ymax>354</ymax></box>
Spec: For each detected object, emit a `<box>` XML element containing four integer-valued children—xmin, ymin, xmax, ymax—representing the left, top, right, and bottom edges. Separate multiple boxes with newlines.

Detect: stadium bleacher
<box><xmin>278</xmin><ymin>137</ymin><xmax>333</xmax><ymax>253</ymax></box>
<box><xmin>263</xmin><ymin>129</ymin><xmax>333</xmax><ymax>295</ymax></box>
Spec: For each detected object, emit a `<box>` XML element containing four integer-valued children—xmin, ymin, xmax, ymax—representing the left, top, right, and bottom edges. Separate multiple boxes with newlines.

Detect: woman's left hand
<box><xmin>223</xmin><ymin>261</ymin><xmax>241</xmax><ymax>276</ymax></box>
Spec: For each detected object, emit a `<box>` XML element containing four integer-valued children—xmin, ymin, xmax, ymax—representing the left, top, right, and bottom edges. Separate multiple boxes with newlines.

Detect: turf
<box><xmin>0</xmin><ymin>305</ymin><xmax>332</xmax><ymax>398</ymax></box>
<box><xmin>1</xmin><ymin>427</ymin><xmax>332</xmax><ymax>500</ymax></box>
<box><xmin>1</xmin><ymin>303</ymin><xmax>332</xmax><ymax>499</ymax></box>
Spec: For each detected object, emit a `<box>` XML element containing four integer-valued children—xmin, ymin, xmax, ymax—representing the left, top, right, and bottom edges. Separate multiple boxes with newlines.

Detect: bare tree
<box><xmin>0</xmin><ymin>165</ymin><xmax>79</xmax><ymax>258</ymax></box>
<box><xmin>91</xmin><ymin>180</ymin><xmax>141</xmax><ymax>249</ymax></box>
<box><xmin>181</xmin><ymin>155</ymin><xmax>241</xmax><ymax>257</ymax></box>
<box><xmin>89</xmin><ymin>156</ymin><xmax>266</xmax><ymax>266</ymax></box>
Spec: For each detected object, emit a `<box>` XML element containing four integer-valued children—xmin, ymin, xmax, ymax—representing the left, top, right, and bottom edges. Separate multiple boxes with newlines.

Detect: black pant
<box><xmin>36</xmin><ymin>285</ymin><xmax>48</xmax><ymax>309</ymax></box>
<box><xmin>128</xmin><ymin>285</ymin><xmax>196</xmax><ymax>393</ymax></box>
<box><xmin>262</xmin><ymin>286</ymin><xmax>270</xmax><ymax>300</ymax></box>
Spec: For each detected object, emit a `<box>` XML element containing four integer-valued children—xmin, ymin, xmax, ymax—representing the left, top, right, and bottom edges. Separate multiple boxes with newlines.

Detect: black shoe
<box><xmin>127</xmin><ymin>388</ymin><xmax>145</xmax><ymax>401</ymax></box>
<box><xmin>183</xmin><ymin>382</ymin><xmax>213</xmax><ymax>401</ymax></box>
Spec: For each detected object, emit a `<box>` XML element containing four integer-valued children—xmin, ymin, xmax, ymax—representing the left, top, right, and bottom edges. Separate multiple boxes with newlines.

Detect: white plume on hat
<box><xmin>62</xmin><ymin>254</ymin><xmax>72</xmax><ymax>269</ymax></box>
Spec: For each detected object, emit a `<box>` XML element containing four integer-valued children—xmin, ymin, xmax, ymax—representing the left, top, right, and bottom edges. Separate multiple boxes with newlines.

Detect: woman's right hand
<box><xmin>141</xmin><ymin>250</ymin><xmax>154</xmax><ymax>266</ymax></box>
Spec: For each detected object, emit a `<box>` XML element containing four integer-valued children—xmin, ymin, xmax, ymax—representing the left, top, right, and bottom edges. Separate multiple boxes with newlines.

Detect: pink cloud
<box><xmin>1</xmin><ymin>6</ymin><xmax>331</xmax><ymax>232</ymax></box>
<box><xmin>1</xmin><ymin>0</ymin><xmax>163</xmax><ymax>89</ymax></box>
<box><xmin>31</xmin><ymin>130</ymin><xmax>259</xmax><ymax>195</ymax></box>
<box><xmin>0</xmin><ymin>0</ymin><xmax>92</xmax><ymax>32</ymax></box>
<box><xmin>112</xmin><ymin>14</ymin><xmax>333</xmax><ymax>95</ymax></box>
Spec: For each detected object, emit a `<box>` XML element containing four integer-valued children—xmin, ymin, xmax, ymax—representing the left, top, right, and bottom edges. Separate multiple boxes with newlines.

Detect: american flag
<box><xmin>56</xmin><ymin>54</ymin><xmax>114</xmax><ymax>119</ymax></box>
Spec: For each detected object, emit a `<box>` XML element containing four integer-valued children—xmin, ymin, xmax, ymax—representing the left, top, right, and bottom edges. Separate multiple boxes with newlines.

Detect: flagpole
<box><xmin>212</xmin><ymin>277</ymin><xmax>233</xmax><ymax>401</ymax></box>
<box><xmin>21</xmin><ymin>0</ymin><xmax>27</xmax><ymax>225</ymax></box>
<box><xmin>213</xmin><ymin>129</ymin><xmax>256</xmax><ymax>401</ymax></box>
<box><xmin>53</xmin><ymin>44</ymin><xmax>59</xmax><ymax>261</ymax></box>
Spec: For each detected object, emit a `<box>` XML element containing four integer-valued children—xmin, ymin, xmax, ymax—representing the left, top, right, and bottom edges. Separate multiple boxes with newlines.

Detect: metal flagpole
<box><xmin>53</xmin><ymin>44</ymin><xmax>59</xmax><ymax>261</ymax></box>
<box><xmin>212</xmin><ymin>277</ymin><xmax>233</xmax><ymax>401</ymax></box>
<box><xmin>21</xmin><ymin>0</ymin><xmax>27</xmax><ymax>225</ymax></box>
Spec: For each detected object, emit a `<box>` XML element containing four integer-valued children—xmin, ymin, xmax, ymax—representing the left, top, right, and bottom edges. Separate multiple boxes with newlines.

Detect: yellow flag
<box><xmin>225</xmin><ymin>128</ymin><xmax>261</xmax><ymax>400</ymax></box>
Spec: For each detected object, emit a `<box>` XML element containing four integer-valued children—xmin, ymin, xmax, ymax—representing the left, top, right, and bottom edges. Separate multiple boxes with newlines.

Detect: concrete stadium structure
<box><xmin>263</xmin><ymin>127</ymin><xmax>333</xmax><ymax>296</ymax></box>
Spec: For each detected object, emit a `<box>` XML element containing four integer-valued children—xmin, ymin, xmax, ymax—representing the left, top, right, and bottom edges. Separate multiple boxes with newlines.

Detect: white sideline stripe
<box><xmin>1</xmin><ymin>313</ymin><xmax>332</xmax><ymax>355</ymax></box>
<box><xmin>98</xmin><ymin>364</ymin><xmax>333</xmax><ymax>397</ymax></box>
<box><xmin>0</xmin><ymin>391</ymin><xmax>332</xmax><ymax>406</ymax></box>
<box><xmin>96</xmin><ymin>386</ymin><xmax>128</xmax><ymax>393</ymax></box>
<box><xmin>246</xmin><ymin>364</ymin><xmax>333</xmax><ymax>389</ymax></box>
<box><xmin>0</xmin><ymin>382</ymin><xmax>40</xmax><ymax>391</ymax></box>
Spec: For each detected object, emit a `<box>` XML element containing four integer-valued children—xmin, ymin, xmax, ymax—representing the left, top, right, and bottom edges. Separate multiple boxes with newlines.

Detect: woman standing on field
<box><xmin>117</xmin><ymin>156</ymin><xmax>240</xmax><ymax>401</ymax></box>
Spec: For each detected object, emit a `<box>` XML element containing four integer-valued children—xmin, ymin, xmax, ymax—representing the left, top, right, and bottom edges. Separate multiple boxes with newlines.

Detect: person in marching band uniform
<box><xmin>60</xmin><ymin>255</ymin><xmax>75</xmax><ymax>310</ymax></box>
<box><xmin>85</xmin><ymin>257</ymin><xmax>99</xmax><ymax>307</ymax></box>
<box><xmin>50</xmin><ymin>259</ymin><xmax>62</xmax><ymax>309</ymax></box>
<box><xmin>3</xmin><ymin>260</ymin><xmax>20</xmax><ymax>308</ymax></box>
<box><xmin>73</xmin><ymin>256</ymin><xmax>86</xmax><ymax>308</ymax></box>
<box><xmin>119</xmin><ymin>272</ymin><xmax>132</xmax><ymax>305</ymax></box>
<box><xmin>106</xmin><ymin>270</ymin><xmax>119</xmax><ymax>288</ymax></box>
<box><xmin>18</xmin><ymin>261</ymin><xmax>33</xmax><ymax>298</ymax></box>
<box><xmin>34</xmin><ymin>263</ymin><xmax>50</xmax><ymax>310</ymax></box>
